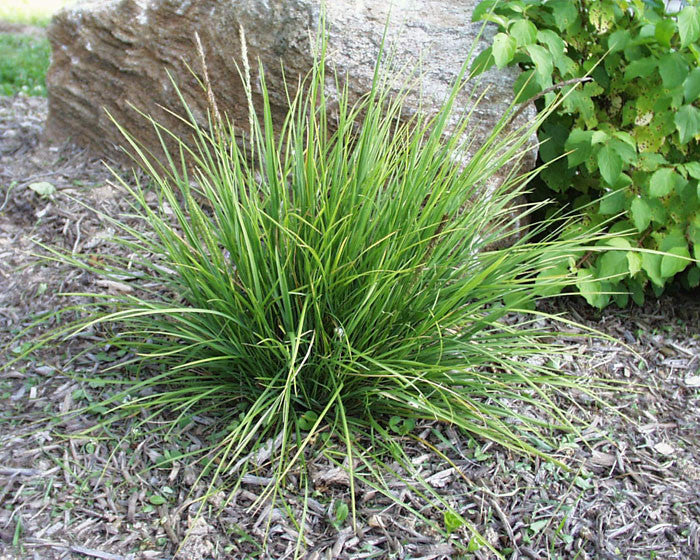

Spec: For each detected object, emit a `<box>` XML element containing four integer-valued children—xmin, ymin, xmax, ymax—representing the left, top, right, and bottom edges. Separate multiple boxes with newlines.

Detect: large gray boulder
<box><xmin>45</xmin><ymin>0</ymin><xmax>536</xmax><ymax>177</ymax></box>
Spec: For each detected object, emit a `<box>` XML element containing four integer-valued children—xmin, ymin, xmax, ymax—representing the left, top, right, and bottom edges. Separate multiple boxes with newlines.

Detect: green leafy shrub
<box><xmin>473</xmin><ymin>0</ymin><xmax>700</xmax><ymax>307</ymax></box>
<box><xmin>28</xmin><ymin>37</ymin><xmax>613</xmax><ymax>542</ymax></box>
<box><xmin>0</xmin><ymin>34</ymin><xmax>50</xmax><ymax>96</ymax></box>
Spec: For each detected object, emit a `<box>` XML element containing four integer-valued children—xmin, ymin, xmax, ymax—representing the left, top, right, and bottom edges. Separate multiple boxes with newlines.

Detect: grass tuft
<box><xmin>21</xmin><ymin>32</ymin><xmax>619</xmax><ymax>553</ymax></box>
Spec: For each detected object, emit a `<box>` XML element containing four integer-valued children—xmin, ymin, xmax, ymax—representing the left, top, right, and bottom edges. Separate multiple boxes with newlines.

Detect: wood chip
<box><xmin>653</xmin><ymin>442</ymin><xmax>675</xmax><ymax>456</ymax></box>
<box><xmin>590</xmin><ymin>450</ymin><xmax>617</xmax><ymax>467</ymax></box>
<box><xmin>95</xmin><ymin>279</ymin><xmax>133</xmax><ymax>293</ymax></box>
<box><xmin>69</xmin><ymin>545</ymin><xmax>126</xmax><ymax>560</ymax></box>
<box><xmin>0</xmin><ymin>466</ymin><xmax>42</xmax><ymax>476</ymax></box>
<box><xmin>684</xmin><ymin>375</ymin><xmax>700</xmax><ymax>387</ymax></box>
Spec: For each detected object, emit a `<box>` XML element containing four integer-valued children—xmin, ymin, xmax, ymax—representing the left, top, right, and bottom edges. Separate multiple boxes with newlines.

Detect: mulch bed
<box><xmin>1</xmin><ymin>93</ymin><xmax>699</xmax><ymax>560</ymax></box>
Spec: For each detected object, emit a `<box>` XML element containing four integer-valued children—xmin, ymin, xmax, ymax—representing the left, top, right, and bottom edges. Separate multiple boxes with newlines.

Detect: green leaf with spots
<box><xmin>513</xmin><ymin>69</ymin><xmax>541</xmax><ymax>103</ymax></box>
<box><xmin>610</xmin><ymin>138</ymin><xmax>637</xmax><ymax>165</ymax></box>
<box><xmin>678</xmin><ymin>5</ymin><xmax>700</xmax><ymax>48</ymax></box>
<box><xmin>538</xmin><ymin>122</ymin><xmax>569</xmax><ymax>163</ymax></box>
<box><xmin>470</xmin><ymin>47</ymin><xmax>494</xmax><ymax>76</ymax></box>
<box><xmin>658</xmin><ymin>53</ymin><xmax>689</xmax><ymax>89</ymax></box>
<box><xmin>624</xmin><ymin>58</ymin><xmax>657</xmax><ymax>81</ymax></box>
<box><xmin>563</xmin><ymin>89</ymin><xmax>596</xmax><ymax>126</ymax></box>
<box><xmin>536</xmin><ymin>260</ymin><xmax>571</xmax><ymax>297</ymax></box>
<box><xmin>576</xmin><ymin>269</ymin><xmax>607</xmax><ymax>308</ymax></box>
<box><xmin>597</xmin><ymin>145</ymin><xmax>623</xmax><ymax>185</ymax></box>
<box><xmin>675</xmin><ymin>104</ymin><xmax>700</xmax><ymax>144</ymax></box>
<box><xmin>526</xmin><ymin>44</ymin><xmax>553</xmax><ymax>80</ymax></box>
<box><xmin>648</xmin><ymin>198</ymin><xmax>668</xmax><ymax>224</ymax></box>
<box><xmin>686</xmin><ymin>161</ymin><xmax>700</xmax><ymax>180</ymax></box>
<box><xmin>638</xmin><ymin>153</ymin><xmax>668</xmax><ymax>173</ymax></box>
<box><xmin>492</xmin><ymin>33</ymin><xmax>517</xmax><ymax>68</ymax></box>
<box><xmin>608</xmin><ymin>29</ymin><xmax>630</xmax><ymax>52</ymax></box>
<box><xmin>592</xmin><ymin>131</ymin><xmax>610</xmax><ymax>145</ymax></box>
<box><xmin>599</xmin><ymin>188</ymin><xmax>627</xmax><ymax>214</ymax></box>
<box><xmin>655</xmin><ymin>19</ymin><xmax>677</xmax><ymax>48</ymax></box>
<box><xmin>598</xmin><ymin>253</ymin><xmax>627</xmax><ymax>280</ymax></box>
<box><xmin>684</xmin><ymin>68</ymin><xmax>700</xmax><ymax>103</ymax></box>
<box><xmin>661</xmin><ymin>246</ymin><xmax>691</xmax><ymax>278</ymax></box>
<box><xmin>690</xmin><ymin>213</ymin><xmax>700</xmax><ymax>245</ymax></box>
<box><xmin>688</xmin><ymin>266</ymin><xmax>700</xmax><ymax>288</ymax></box>
<box><xmin>565</xmin><ymin>128</ymin><xmax>594</xmax><ymax>167</ymax></box>
<box><xmin>510</xmin><ymin>19</ymin><xmax>537</xmax><ymax>46</ymax></box>
<box><xmin>641</xmin><ymin>252</ymin><xmax>665</xmax><ymax>287</ymax></box>
<box><xmin>599</xmin><ymin>239</ymin><xmax>631</xmax><ymax>279</ymax></box>
<box><xmin>472</xmin><ymin>0</ymin><xmax>500</xmax><ymax>22</ymax></box>
<box><xmin>633</xmin><ymin>125</ymin><xmax>664</xmax><ymax>153</ymax></box>
<box><xmin>627</xmin><ymin>252</ymin><xmax>642</xmax><ymax>276</ymax></box>
<box><xmin>549</xmin><ymin>0</ymin><xmax>578</xmax><ymax>31</ymax></box>
<box><xmin>537</xmin><ymin>29</ymin><xmax>565</xmax><ymax>55</ymax></box>
<box><xmin>630</xmin><ymin>197</ymin><xmax>652</xmax><ymax>232</ymax></box>
<box><xmin>588</xmin><ymin>2</ymin><xmax>615</xmax><ymax>33</ymax></box>
<box><xmin>649</xmin><ymin>168</ymin><xmax>678</xmax><ymax>197</ymax></box>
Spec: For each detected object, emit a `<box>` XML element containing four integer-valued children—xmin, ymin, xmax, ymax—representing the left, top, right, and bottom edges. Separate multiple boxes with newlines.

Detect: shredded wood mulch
<box><xmin>1</xmin><ymin>94</ymin><xmax>698</xmax><ymax>560</ymax></box>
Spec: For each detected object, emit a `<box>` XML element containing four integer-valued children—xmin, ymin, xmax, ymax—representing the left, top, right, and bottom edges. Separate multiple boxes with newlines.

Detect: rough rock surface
<box><xmin>45</xmin><ymin>0</ymin><xmax>536</xmax><ymax>174</ymax></box>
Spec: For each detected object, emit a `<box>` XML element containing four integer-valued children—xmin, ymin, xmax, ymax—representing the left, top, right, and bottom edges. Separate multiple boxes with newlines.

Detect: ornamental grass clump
<box><xmin>34</xmin><ymin>35</ymin><xmax>611</xmax><ymax>538</ymax></box>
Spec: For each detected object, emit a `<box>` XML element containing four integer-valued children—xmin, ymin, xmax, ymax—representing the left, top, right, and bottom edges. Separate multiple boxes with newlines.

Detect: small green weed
<box><xmin>0</xmin><ymin>33</ymin><xmax>50</xmax><ymax>96</ymax></box>
<box><xmin>443</xmin><ymin>510</ymin><xmax>467</xmax><ymax>535</ymax></box>
<box><xmin>330</xmin><ymin>500</ymin><xmax>349</xmax><ymax>529</ymax></box>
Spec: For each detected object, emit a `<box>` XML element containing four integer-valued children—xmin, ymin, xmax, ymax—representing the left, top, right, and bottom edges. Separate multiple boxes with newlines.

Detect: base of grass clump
<box><xmin>21</xmin><ymin>33</ymin><xmax>620</xmax><ymax>555</ymax></box>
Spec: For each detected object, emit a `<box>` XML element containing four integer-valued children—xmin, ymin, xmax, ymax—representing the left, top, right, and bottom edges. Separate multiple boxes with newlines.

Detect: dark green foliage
<box><xmin>474</xmin><ymin>0</ymin><xmax>700</xmax><ymax>307</ymax></box>
<box><xmin>0</xmin><ymin>33</ymin><xmax>50</xmax><ymax>97</ymax></box>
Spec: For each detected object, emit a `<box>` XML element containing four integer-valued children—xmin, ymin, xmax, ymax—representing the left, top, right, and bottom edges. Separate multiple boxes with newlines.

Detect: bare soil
<box><xmin>0</xmin><ymin>93</ymin><xmax>699</xmax><ymax>560</ymax></box>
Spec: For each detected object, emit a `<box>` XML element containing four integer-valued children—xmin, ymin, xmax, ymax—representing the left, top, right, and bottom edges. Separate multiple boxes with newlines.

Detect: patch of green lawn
<box><xmin>0</xmin><ymin>33</ymin><xmax>50</xmax><ymax>96</ymax></box>
<box><xmin>0</xmin><ymin>0</ymin><xmax>78</xmax><ymax>27</ymax></box>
